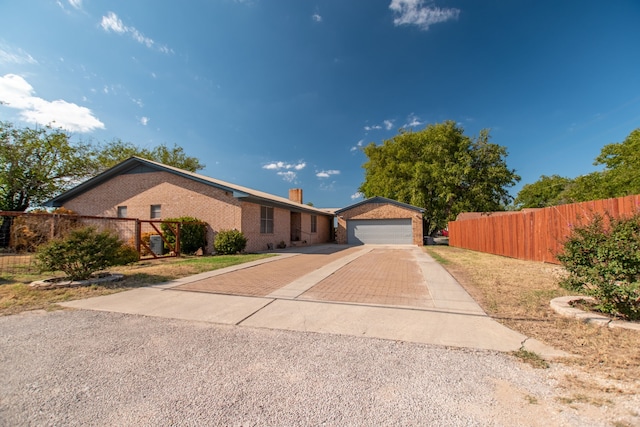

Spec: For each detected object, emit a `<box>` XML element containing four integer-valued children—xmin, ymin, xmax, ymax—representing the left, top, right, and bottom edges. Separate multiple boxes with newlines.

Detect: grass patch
<box><xmin>424</xmin><ymin>248</ymin><xmax>449</xmax><ymax>265</ymax></box>
<box><xmin>511</xmin><ymin>349</ymin><xmax>550</xmax><ymax>369</ymax></box>
<box><xmin>0</xmin><ymin>253</ymin><xmax>274</xmax><ymax>316</ymax></box>
<box><xmin>556</xmin><ymin>394</ymin><xmax>612</xmax><ymax>408</ymax></box>
<box><xmin>425</xmin><ymin>245</ymin><xmax>640</xmax><ymax>395</ymax></box>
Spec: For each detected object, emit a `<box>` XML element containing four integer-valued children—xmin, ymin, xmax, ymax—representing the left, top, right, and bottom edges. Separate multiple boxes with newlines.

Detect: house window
<box><xmin>117</xmin><ymin>206</ymin><xmax>127</xmax><ymax>218</ymax></box>
<box><xmin>150</xmin><ymin>204</ymin><xmax>161</xmax><ymax>219</ymax></box>
<box><xmin>311</xmin><ymin>215</ymin><xmax>317</xmax><ymax>233</ymax></box>
<box><xmin>260</xmin><ymin>206</ymin><xmax>274</xmax><ymax>234</ymax></box>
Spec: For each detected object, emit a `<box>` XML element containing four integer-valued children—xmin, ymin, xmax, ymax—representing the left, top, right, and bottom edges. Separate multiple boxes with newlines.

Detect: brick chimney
<box><xmin>289</xmin><ymin>188</ymin><xmax>303</xmax><ymax>204</ymax></box>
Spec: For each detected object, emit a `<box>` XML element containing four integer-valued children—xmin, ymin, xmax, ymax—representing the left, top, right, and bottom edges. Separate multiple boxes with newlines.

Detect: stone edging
<box><xmin>550</xmin><ymin>296</ymin><xmax>640</xmax><ymax>331</ymax></box>
<box><xmin>29</xmin><ymin>273</ymin><xmax>124</xmax><ymax>290</ymax></box>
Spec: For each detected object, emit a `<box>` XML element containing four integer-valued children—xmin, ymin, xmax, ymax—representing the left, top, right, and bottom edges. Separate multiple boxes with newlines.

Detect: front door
<box><xmin>290</xmin><ymin>212</ymin><xmax>301</xmax><ymax>242</ymax></box>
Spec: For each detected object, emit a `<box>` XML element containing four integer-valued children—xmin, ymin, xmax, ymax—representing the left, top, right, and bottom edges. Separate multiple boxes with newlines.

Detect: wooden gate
<box><xmin>135</xmin><ymin>219</ymin><xmax>182</xmax><ymax>259</ymax></box>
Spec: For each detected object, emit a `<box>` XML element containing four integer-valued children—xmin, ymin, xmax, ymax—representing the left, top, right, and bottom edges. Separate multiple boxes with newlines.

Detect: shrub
<box><xmin>557</xmin><ymin>212</ymin><xmax>640</xmax><ymax>320</ymax></box>
<box><xmin>36</xmin><ymin>226</ymin><xmax>139</xmax><ymax>281</ymax></box>
<box><xmin>214</xmin><ymin>229</ymin><xmax>247</xmax><ymax>255</ymax></box>
<box><xmin>161</xmin><ymin>217</ymin><xmax>206</xmax><ymax>255</ymax></box>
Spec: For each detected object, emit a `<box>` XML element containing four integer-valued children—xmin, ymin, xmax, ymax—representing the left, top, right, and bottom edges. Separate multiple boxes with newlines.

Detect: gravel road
<box><xmin>0</xmin><ymin>309</ymin><xmax>619</xmax><ymax>426</ymax></box>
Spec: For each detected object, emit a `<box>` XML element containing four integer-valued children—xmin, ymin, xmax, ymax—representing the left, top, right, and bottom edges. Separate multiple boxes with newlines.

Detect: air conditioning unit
<box><xmin>149</xmin><ymin>234</ymin><xmax>164</xmax><ymax>255</ymax></box>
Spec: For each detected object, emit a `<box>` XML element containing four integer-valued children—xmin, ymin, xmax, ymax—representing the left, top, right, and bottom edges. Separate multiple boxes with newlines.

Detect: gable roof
<box><xmin>335</xmin><ymin>196</ymin><xmax>424</xmax><ymax>215</ymax></box>
<box><xmin>45</xmin><ymin>156</ymin><xmax>333</xmax><ymax>216</ymax></box>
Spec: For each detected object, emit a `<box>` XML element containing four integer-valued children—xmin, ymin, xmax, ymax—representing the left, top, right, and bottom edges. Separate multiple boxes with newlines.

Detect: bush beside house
<box><xmin>36</xmin><ymin>226</ymin><xmax>139</xmax><ymax>281</ymax></box>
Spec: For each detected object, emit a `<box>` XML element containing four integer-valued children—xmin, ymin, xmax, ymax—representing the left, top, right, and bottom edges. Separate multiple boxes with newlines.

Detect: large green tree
<box><xmin>0</xmin><ymin>122</ymin><xmax>95</xmax><ymax>246</ymax></box>
<box><xmin>360</xmin><ymin>121</ymin><xmax>520</xmax><ymax>235</ymax></box>
<box><xmin>0</xmin><ymin>121</ymin><xmax>205</xmax><ymax>246</ymax></box>
<box><xmin>94</xmin><ymin>139</ymin><xmax>205</xmax><ymax>172</ymax></box>
<box><xmin>0</xmin><ymin>123</ymin><xmax>205</xmax><ymax>212</ymax></box>
<box><xmin>513</xmin><ymin>174</ymin><xmax>572</xmax><ymax>209</ymax></box>
<box><xmin>594</xmin><ymin>128</ymin><xmax>640</xmax><ymax>197</ymax></box>
<box><xmin>514</xmin><ymin>128</ymin><xmax>640</xmax><ymax>207</ymax></box>
<box><xmin>0</xmin><ymin>121</ymin><xmax>95</xmax><ymax>211</ymax></box>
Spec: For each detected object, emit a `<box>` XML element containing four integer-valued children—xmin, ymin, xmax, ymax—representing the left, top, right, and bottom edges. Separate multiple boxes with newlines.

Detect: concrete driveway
<box><xmin>61</xmin><ymin>245</ymin><xmax>565</xmax><ymax>358</ymax></box>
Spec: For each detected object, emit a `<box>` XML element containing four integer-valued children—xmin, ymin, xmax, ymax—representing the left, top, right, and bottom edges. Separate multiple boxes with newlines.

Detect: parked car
<box><xmin>423</xmin><ymin>235</ymin><xmax>434</xmax><ymax>245</ymax></box>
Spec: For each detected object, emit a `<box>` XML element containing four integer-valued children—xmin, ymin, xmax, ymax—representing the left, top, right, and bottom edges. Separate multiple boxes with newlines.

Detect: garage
<box><xmin>347</xmin><ymin>218</ymin><xmax>413</xmax><ymax>244</ymax></box>
<box><xmin>335</xmin><ymin>196</ymin><xmax>424</xmax><ymax>246</ymax></box>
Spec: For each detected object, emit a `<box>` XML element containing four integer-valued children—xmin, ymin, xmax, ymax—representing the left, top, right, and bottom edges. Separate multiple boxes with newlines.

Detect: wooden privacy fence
<box><xmin>448</xmin><ymin>194</ymin><xmax>640</xmax><ymax>264</ymax></box>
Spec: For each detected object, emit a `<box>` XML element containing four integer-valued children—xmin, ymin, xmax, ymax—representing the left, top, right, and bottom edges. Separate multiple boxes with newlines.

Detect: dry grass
<box><xmin>0</xmin><ymin>253</ymin><xmax>274</xmax><ymax>316</ymax></box>
<box><xmin>425</xmin><ymin>245</ymin><xmax>640</xmax><ymax>397</ymax></box>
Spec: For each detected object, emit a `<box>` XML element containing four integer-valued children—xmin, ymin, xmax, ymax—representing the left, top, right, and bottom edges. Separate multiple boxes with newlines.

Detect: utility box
<box><xmin>149</xmin><ymin>234</ymin><xmax>164</xmax><ymax>256</ymax></box>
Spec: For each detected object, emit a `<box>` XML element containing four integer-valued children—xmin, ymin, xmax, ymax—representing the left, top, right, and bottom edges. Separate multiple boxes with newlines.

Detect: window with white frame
<box><xmin>117</xmin><ymin>206</ymin><xmax>127</xmax><ymax>218</ymax></box>
<box><xmin>260</xmin><ymin>206</ymin><xmax>274</xmax><ymax>233</ymax></box>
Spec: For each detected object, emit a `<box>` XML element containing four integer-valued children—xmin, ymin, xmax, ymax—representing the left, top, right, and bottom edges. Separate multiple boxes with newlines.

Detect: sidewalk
<box><xmin>60</xmin><ymin>245</ymin><xmax>567</xmax><ymax>358</ymax></box>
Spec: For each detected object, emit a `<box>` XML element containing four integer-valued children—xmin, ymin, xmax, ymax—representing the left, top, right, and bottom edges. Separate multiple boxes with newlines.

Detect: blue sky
<box><xmin>1</xmin><ymin>0</ymin><xmax>639</xmax><ymax>209</ymax></box>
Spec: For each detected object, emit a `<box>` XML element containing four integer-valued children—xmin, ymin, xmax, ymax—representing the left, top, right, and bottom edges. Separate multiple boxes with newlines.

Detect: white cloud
<box><xmin>277</xmin><ymin>171</ymin><xmax>297</xmax><ymax>182</ymax></box>
<box><xmin>263</xmin><ymin>160</ymin><xmax>306</xmax><ymax>182</ymax></box>
<box><xmin>389</xmin><ymin>0</ymin><xmax>460</xmax><ymax>30</ymax></box>
<box><xmin>404</xmin><ymin>113</ymin><xmax>423</xmax><ymax>128</ymax></box>
<box><xmin>364</xmin><ymin>118</ymin><xmax>394</xmax><ymax>132</ymax></box>
<box><xmin>351</xmin><ymin>192</ymin><xmax>364</xmax><ymax>200</ymax></box>
<box><xmin>100</xmin><ymin>12</ymin><xmax>172</xmax><ymax>53</ymax></box>
<box><xmin>312</xmin><ymin>13</ymin><xmax>322</xmax><ymax>22</ymax></box>
<box><xmin>56</xmin><ymin>0</ymin><xmax>82</xmax><ymax>12</ymax></box>
<box><xmin>0</xmin><ymin>44</ymin><xmax>37</xmax><ymax>65</ymax></box>
<box><xmin>263</xmin><ymin>162</ymin><xmax>280</xmax><ymax>170</ymax></box>
<box><xmin>316</xmin><ymin>169</ymin><xmax>340</xmax><ymax>179</ymax></box>
<box><xmin>101</xmin><ymin>12</ymin><xmax>126</xmax><ymax>33</ymax></box>
<box><xmin>350</xmin><ymin>139</ymin><xmax>365</xmax><ymax>152</ymax></box>
<box><xmin>68</xmin><ymin>0</ymin><xmax>82</xmax><ymax>10</ymax></box>
<box><xmin>263</xmin><ymin>161</ymin><xmax>306</xmax><ymax>171</ymax></box>
<box><xmin>131</xmin><ymin>28</ymin><xmax>155</xmax><ymax>49</ymax></box>
<box><xmin>140</xmin><ymin>116</ymin><xmax>149</xmax><ymax>126</ymax></box>
<box><xmin>0</xmin><ymin>74</ymin><xmax>104</xmax><ymax>133</ymax></box>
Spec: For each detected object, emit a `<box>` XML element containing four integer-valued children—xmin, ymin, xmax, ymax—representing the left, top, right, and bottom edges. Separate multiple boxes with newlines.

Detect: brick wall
<box><xmin>240</xmin><ymin>203</ymin><xmax>333</xmax><ymax>251</ymax></box>
<box><xmin>62</xmin><ymin>170</ymin><xmax>334</xmax><ymax>253</ymax></box>
<box><xmin>240</xmin><ymin>202</ymin><xmax>291</xmax><ymax>251</ymax></box>
<box><xmin>336</xmin><ymin>202</ymin><xmax>423</xmax><ymax>245</ymax></box>
<box><xmin>298</xmin><ymin>212</ymin><xmax>332</xmax><ymax>246</ymax></box>
<box><xmin>64</xmin><ymin>171</ymin><xmax>241</xmax><ymax>253</ymax></box>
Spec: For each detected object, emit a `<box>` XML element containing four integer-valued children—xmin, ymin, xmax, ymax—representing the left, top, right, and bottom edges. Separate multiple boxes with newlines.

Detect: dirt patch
<box><xmin>426</xmin><ymin>245</ymin><xmax>640</xmax><ymax>424</ymax></box>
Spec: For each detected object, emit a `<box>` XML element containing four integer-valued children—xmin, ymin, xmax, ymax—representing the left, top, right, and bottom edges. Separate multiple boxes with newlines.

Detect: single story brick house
<box><xmin>335</xmin><ymin>197</ymin><xmax>424</xmax><ymax>245</ymax></box>
<box><xmin>45</xmin><ymin>157</ymin><xmax>334</xmax><ymax>253</ymax></box>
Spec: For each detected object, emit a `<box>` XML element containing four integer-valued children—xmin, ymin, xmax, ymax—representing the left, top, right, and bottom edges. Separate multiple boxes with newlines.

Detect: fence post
<box><xmin>135</xmin><ymin>220</ymin><xmax>141</xmax><ymax>259</ymax></box>
<box><xmin>175</xmin><ymin>223</ymin><xmax>181</xmax><ymax>256</ymax></box>
<box><xmin>50</xmin><ymin>214</ymin><xmax>56</xmax><ymax>240</ymax></box>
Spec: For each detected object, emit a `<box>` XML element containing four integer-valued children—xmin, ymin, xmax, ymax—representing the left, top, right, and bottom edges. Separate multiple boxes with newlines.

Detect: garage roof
<box><xmin>335</xmin><ymin>196</ymin><xmax>424</xmax><ymax>214</ymax></box>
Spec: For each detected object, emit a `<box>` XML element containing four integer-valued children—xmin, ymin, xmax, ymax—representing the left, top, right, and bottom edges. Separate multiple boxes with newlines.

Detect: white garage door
<box><xmin>347</xmin><ymin>219</ymin><xmax>413</xmax><ymax>245</ymax></box>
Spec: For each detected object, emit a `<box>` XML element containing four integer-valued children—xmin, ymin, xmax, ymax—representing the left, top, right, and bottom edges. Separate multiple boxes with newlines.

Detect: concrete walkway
<box><xmin>60</xmin><ymin>245</ymin><xmax>567</xmax><ymax>358</ymax></box>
